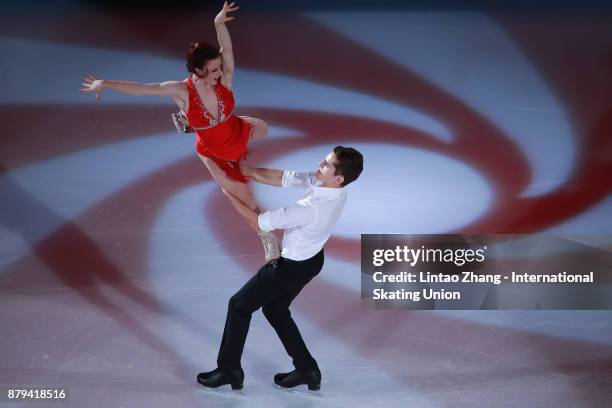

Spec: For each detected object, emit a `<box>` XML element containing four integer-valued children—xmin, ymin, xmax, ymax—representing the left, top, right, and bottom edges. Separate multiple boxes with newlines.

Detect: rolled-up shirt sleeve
<box><xmin>281</xmin><ymin>171</ymin><xmax>317</xmax><ymax>189</ymax></box>
<box><xmin>257</xmin><ymin>203</ymin><xmax>316</xmax><ymax>232</ymax></box>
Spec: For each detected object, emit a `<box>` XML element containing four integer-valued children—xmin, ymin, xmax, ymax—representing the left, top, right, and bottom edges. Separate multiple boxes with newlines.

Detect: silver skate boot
<box><xmin>171</xmin><ymin>111</ymin><xmax>194</xmax><ymax>134</ymax></box>
<box><xmin>258</xmin><ymin>230</ymin><xmax>281</xmax><ymax>262</ymax></box>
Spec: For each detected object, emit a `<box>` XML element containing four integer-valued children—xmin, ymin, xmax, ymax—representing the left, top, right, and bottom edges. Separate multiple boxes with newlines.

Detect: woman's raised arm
<box><xmin>214</xmin><ymin>1</ymin><xmax>239</xmax><ymax>89</ymax></box>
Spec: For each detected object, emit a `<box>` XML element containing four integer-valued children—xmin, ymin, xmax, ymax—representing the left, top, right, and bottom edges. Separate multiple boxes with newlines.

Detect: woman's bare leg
<box><xmin>197</xmin><ymin>153</ymin><xmax>280</xmax><ymax>261</ymax></box>
<box><xmin>240</xmin><ymin>116</ymin><xmax>268</xmax><ymax>141</ymax></box>
<box><xmin>197</xmin><ymin>153</ymin><xmax>258</xmax><ymax>213</ymax></box>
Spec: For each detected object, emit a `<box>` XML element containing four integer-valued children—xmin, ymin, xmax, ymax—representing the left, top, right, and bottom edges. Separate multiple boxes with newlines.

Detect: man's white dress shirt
<box><xmin>258</xmin><ymin>170</ymin><xmax>347</xmax><ymax>261</ymax></box>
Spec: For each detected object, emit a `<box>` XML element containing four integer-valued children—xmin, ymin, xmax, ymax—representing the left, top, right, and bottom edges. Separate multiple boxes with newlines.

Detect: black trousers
<box><xmin>217</xmin><ymin>249</ymin><xmax>324</xmax><ymax>372</ymax></box>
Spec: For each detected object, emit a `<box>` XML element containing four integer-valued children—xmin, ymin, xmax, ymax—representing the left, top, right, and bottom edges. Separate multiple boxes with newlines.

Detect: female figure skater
<box><xmin>80</xmin><ymin>2</ymin><xmax>280</xmax><ymax>261</ymax></box>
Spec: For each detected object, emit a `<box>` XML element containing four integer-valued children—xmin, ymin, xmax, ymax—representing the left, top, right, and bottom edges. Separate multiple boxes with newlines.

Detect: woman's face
<box><xmin>195</xmin><ymin>57</ymin><xmax>222</xmax><ymax>86</ymax></box>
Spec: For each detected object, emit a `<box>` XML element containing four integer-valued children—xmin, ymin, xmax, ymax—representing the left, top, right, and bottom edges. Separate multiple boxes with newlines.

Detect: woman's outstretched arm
<box><xmin>80</xmin><ymin>74</ymin><xmax>185</xmax><ymax>104</ymax></box>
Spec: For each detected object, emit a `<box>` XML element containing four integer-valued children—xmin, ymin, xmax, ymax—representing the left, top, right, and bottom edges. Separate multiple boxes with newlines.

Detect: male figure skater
<box><xmin>197</xmin><ymin>146</ymin><xmax>364</xmax><ymax>390</ymax></box>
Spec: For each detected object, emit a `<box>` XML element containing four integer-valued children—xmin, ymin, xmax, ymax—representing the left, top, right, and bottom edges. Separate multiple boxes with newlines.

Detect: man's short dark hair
<box><xmin>333</xmin><ymin>146</ymin><xmax>363</xmax><ymax>187</ymax></box>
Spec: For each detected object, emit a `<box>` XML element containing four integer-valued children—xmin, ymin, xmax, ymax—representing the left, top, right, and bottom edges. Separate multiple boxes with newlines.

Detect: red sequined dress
<box><xmin>185</xmin><ymin>76</ymin><xmax>251</xmax><ymax>183</ymax></box>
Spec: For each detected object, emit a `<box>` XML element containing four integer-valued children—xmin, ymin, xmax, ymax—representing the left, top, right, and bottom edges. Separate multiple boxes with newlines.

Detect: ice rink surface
<box><xmin>1</xmin><ymin>2</ymin><xmax>611</xmax><ymax>407</ymax></box>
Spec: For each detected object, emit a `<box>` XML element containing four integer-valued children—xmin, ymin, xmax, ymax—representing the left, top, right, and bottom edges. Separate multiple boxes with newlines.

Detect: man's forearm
<box><xmin>250</xmin><ymin>168</ymin><xmax>283</xmax><ymax>186</ymax></box>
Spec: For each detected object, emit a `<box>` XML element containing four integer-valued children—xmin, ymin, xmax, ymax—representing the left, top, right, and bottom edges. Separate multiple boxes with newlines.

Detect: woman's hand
<box><xmin>214</xmin><ymin>1</ymin><xmax>239</xmax><ymax>26</ymax></box>
<box><xmin>80</xmin><ymin>74</ymin><xmax>104</xmax><ymax>100</ymax></box>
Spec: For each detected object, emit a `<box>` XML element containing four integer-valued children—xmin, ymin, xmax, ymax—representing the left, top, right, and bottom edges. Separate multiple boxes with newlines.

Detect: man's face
<box><xmin>315</xmin><ymin>152</ymin><xmax>343</xmax><ymax>187</ymax></box>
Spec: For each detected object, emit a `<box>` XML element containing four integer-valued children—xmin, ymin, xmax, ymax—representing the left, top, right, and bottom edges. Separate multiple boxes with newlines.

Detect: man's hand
<box><xmin>240</xmin><ymin>166</ymin><xmax>255</xmax><ymax>178</ymax></box>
